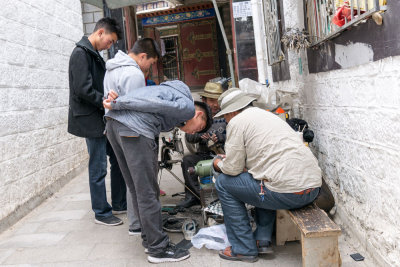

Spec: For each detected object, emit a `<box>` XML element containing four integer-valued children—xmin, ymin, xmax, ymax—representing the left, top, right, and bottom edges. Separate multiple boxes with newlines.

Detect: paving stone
<box><xmin>0</xmin><ymin>233</ymin><xmax>66</xmax><ymax>249</ymax></box>
<box><xmin>34</xmin><ymin>259</ymin><xmax>135</xmax><ymax>267</ymax></box>
<box><xmin>58</xmin><ymin>227</ymin><xmax>127</xmax><ymax>245</ymax></box>
<box><xmin>52</xmin><ymin>200</ymin><xmax>91</xmax><ymax>212</ymax></box>
<box><xmin>87</xmin><ymin>242</ymin><xmax>144</xmax><ymax>261</ymax></box>
<box><xmin>13</xmin><ymin>222</ymin><xmax>42</xmax><ymax>235</ymax></box>
<box><xmin>31</xmin><ymin>210</ymin><xmax>88</xmax><ymax>222</ymax></box>
<box><xmin>35</xmin><ymin>220</ymin><xmax>98</xmax><ymax>234</ymax></box>
<box><xmin>2</xmin><ymin>244</ymin><xmax>94</xmax><ymax>265</ymax></box>
<box><xmin>61</xmin><ymin>193</ymin><xmax>91</xmax><ymax>202</ymax></box>
<box><xmin>0</xmin><ymin>248</ymin><xmax>16</xmax><ymax>264</ymax></box>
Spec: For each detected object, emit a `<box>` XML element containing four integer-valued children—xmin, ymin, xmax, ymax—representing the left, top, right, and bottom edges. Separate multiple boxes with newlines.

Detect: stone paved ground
<box><xmin>0</xmin><ymin>134</ymin><xmax>376</xmax><ymax>267</ymax></box>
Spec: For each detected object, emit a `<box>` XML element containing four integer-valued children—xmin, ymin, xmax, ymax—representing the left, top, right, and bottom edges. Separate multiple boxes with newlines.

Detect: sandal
<box><xmin>218</xmin><ymin>246</ymin><xmax>258</xmax><ymax>262</ymax></box>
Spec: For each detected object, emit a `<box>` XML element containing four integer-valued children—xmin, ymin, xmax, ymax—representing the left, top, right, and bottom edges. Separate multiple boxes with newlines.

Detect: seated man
<box><xmin>178</xmin><ymin>82</ymin><xmax>227</xmax><ymax>208</ymax></box>
<box><xmin>103</xmin><ymin>80</ymin><xmax>212</xmax><ymax>263</ymax></box>
<box><xmin>213</xmin><ymin>89</ymin><xmax>322</xmax><ymax>263</ymax></box>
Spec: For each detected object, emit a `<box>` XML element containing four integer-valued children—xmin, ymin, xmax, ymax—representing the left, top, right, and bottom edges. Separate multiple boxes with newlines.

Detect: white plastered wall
<box><xmin>265</xmin><ymin>1</ymin><xmax>400</xmax><ymax>266</ymax></box>
<box><xmin>0</xmin><ymin>0</ymin><xmax>87</xmax><ymax>232</ymax></box>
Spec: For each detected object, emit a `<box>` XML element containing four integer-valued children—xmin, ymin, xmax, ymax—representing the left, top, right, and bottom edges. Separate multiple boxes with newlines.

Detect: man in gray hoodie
<box><xmin>103</xmin><ymin>40</ymin><xmax>212</xmax><ymax>263</ymax></box>
<box><xmin>103</xmin><ymin>38</ymin><xmax>159</xmax><ymax>237</ymax></box>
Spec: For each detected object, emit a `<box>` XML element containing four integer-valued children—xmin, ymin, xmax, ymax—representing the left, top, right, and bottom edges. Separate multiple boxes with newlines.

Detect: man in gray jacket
<box><xmin>103</xmin><ymin>38</ymin><xmax>161</xmax><ymax>236</ymax></box>
<box><xmin>103</xmin><ymin>75</ymin><xmax>212</xmax><ymax>262</ymax></box>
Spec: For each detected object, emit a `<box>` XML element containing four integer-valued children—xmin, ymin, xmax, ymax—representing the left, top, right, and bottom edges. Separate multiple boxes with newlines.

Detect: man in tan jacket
<box><xmin>213</xmin><ymin>88</ymin><xmax>322</xmax><ymax>263</ymax></box>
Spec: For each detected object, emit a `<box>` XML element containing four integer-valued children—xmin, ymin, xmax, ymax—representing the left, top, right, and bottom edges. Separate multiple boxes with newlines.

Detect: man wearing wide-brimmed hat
<box><xmin>212</xmin><ymin>88</ymin><xmax>322</xmax><ymax>263</ymax></box>
<box><xmin>177</xmin><ymin>81</ymin><xmax>228</xmax><ymax>208</ymax></box>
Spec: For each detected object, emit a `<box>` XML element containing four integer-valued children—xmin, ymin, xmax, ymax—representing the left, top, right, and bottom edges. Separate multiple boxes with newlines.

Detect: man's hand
<box><xmin>210</xmin><ymin>133</ymin><xmax>218</xmax><ymax>143</ymax></box>
<box><xmin>201</xmin><ymin>133</ymin><xmax>210</xmax><ymax>140</ymax></box>
<box><xmin>103</xmin><ymin>98</ymin><xmax>112</xmax><ymax>110</ymax></box>
<box><xmin>108</xmin><ymin>90</ymin><xmax>118</xmax><ymax>100</ymax></box>
<box><xmin>103</xmin><ymin>90</ymin><xmax>118</xmax><ymax>110</ymax></box>
<box><xmin>213</xmin><ymin>154</ymin><xmax>226</xmax><ymax>172</ymax></box>
<box><xmin>201</xmin><ymin>133</ymin><xmax>218</xmax><ymax>143</ymax></box>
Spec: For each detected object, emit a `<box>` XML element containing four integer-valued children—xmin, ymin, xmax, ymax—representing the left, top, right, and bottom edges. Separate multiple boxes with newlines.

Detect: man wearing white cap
<box><xmin>213</xmin><ymin>88</ymin><xmax>322</xmax><ymax>262</ymax></box>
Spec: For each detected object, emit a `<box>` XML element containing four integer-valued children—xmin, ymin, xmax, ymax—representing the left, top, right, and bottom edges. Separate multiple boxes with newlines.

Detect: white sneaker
<box><xmin>128</xmin><ymin>228</ymin><xmax>141</xmax><ymax>235</ymax></box>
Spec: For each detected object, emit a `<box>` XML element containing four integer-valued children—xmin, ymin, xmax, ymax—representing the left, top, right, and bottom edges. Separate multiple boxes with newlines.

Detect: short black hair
<box><xmin>93</xmin><ymin>17</ymin><xmax>122</xmax><ymax>39</ymax></box>
<box><xmin>130</xmin><ymin>38</ymin><xmax>161</xmax><ymax>59</ymax></box>
<box><xmin>194</xmin><ymin>101</ymin><xmax>212</xmax><ymax>133</ymax></box>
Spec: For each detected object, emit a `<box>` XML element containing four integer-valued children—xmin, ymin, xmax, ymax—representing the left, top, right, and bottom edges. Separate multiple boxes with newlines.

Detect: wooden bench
<box><xmin>276</xmin><ymin>203</ymin><xmax>342</xmax><ymax>267</ymax></box>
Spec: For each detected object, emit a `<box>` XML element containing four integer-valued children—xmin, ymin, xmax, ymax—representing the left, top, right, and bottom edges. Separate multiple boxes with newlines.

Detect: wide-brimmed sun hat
<box><xmin>215</xmin><ymin>88</ymin><xmax>257</xmax><ymax>117</ymax></box>
<box><xmin>199</xmin><ymin>82</ymin><xmax>224</xmax><ymax>99</ymax></box>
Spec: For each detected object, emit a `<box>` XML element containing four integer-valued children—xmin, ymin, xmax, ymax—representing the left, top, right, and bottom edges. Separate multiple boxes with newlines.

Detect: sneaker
<box><xmin>145</xmin><ymin>248</ymin><xmax>149</xmax><ymax>254</ymax></box>
<box><xmin>257</xmin><ymin>240</ymin><xmax>273</xmax><ymax>254</ymax></box>
<box><xmin>94</xmin><ymin>215</ymin><xmax>123</xmax><ymax>226</ymax></box>
<box><xmin>147</xmin><ymin>243</ymin><xmax>190</xmax><ymax>263</ymax></box>
<box><xmin>128</xmin><ymin>228</ymin><xmax>141</xmax><ymax>236</ymax></box>
<box><xmin>112</xmin><ymin>209</ymin><xmax>127</xmax><ymax>215</ymax></box>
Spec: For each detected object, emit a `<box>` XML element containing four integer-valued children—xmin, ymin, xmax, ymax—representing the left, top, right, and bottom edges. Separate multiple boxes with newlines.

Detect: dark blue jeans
<box><xmin>215</xmin><ymin>172</ymin><xmax>320</xmax><ymax>256</ymax></box>
<box><xmin>107</xmin><ymin>141</ymin><xmax>127</xmax><ymax>211</ymax></box>
<box><xmin>85</xmin><ymin>137</ymin><xmax>127</xmax><ymax>217</ymax></box>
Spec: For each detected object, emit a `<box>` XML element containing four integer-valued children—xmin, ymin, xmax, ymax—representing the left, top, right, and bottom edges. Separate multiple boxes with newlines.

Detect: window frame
<box><xmin>305</xmin><ymin>0</ymin><xmax>387</xmax><ymax>47</ymax></box>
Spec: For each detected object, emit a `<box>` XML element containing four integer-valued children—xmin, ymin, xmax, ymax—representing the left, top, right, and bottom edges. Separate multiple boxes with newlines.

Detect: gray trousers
<box><xmin>127</xmin><ymin>190</ymin><xmax>140</xmax><ymax>230</ymax></box>
<box><xmin>106</xmin><ymin>119</ymin><xmax>169</xmax><ymax>253</ymax></box>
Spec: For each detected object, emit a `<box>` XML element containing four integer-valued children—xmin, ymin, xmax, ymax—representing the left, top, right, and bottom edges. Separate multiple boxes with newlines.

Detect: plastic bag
<box><xmin>238</xmin><ymin>78</ymin><xmax>276</xmax><ymax>110</ymax></box>
<box><xmin>191</xmin><ymin>224</ymin><xmax>231</xmax><ymax>250</ymax></box>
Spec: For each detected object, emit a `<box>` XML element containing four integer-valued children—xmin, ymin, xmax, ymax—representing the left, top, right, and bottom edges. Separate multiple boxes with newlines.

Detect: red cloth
<box><xmin>332</xmin><ymin>5</ymin><xmax>353</xmax><ymax>27</ymax></box>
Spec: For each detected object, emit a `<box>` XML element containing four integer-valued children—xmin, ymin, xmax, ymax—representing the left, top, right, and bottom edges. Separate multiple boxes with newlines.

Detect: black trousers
<box><xmin>181</xmin><ymin>153</ymin><xmax>213</xmax><ymax>198</ymax></box>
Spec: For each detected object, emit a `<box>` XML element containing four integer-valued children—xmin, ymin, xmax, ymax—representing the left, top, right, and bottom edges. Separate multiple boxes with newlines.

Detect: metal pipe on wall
<box><xmin>251</xmin><ymin>0</ymin><xmax>268</xmax><ymax>84</ymax></box>
<box><xmin>211</xmin><ymin>0</ymin><xmax>236</xmax><ymax>87</ymax></box>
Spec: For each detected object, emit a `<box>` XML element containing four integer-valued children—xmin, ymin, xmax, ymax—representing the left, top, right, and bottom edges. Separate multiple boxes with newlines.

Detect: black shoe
<box><xmin>147</xmin><ymin>243</ymin><xmax>190</xmax><ymax>263</ymax></box>
<box><xmin>94</xmin><ymin>215</ymin><xmax>123</xmax><ymax>226</ymax></box>
<box><xmin>128</xmin><ymin>228</ymin><xmax>141</xmax><ymax>236</ymax></box>
<box><xmin>257</xmin><ymin>240</ymin><xmax>273</xmax><ymax>254</ymax></box>
<box><xmin>176</xmin><ymin>196</ymin><xmax>200</xmax><ymax>208</ymax></box>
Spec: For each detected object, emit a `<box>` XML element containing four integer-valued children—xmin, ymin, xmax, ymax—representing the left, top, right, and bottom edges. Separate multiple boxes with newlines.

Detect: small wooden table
<box><xmin>276</xmin><ymin>203</ymin><xmax>342</xmax><ymax>267</ymax></box>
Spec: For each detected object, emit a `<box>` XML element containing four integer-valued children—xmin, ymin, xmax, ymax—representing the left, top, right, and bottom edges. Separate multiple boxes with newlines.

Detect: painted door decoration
<box><xmin>179</xmin><ymin>19</ymin><xmax>219</xmax><ymax>88</ymax></box>
<box><xmin>143</xmin><ymin>27</ymin><xmax>164</xmax><ymax>84</ymax></box>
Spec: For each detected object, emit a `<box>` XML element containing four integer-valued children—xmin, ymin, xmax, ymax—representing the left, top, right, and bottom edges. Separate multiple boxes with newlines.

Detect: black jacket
<box><xmin>185</xmin><ymin>117</ymin><xmax>227</xmax><ymax>154</ymax></box>
<box><xmin>68</xmin><ymin>36</ymin><xmax>106</xmax><ymax>138</ymax></box>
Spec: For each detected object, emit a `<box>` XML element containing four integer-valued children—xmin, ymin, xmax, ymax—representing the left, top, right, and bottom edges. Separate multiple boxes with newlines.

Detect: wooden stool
<box><xmin>276</xmin><ymin>203</ymin><xmax>342</xmax><ymax>266</ymax></box>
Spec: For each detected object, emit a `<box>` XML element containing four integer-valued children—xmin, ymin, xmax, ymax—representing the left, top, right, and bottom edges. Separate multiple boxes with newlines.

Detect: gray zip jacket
<box><xmin>103</xmin><ymin>52</ymin><xmax>195</xmax><ymax>139</ymax></box>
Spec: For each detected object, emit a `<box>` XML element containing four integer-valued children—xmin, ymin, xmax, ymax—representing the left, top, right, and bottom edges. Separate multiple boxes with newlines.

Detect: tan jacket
<box><xmin>218</xmin><ymin>107</ymin><xmax>322</xmax><ymax>193</ymax></box>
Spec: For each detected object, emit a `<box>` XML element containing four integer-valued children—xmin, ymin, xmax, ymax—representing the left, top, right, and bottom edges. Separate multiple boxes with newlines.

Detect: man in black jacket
<box><xmin>68</xmin><ymin>18</ymin><xmax>124</xmax><ymax>226</ymax></box>
<box><xmin>178</xmin><ymin>82</ymin><xmax>227</xmax><ymax>208</ymax></box>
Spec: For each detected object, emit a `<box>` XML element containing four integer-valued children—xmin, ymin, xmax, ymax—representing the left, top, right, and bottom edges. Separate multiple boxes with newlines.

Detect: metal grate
<box><xmin>263</xmin><ymin>0</ymin><xmax>284</xmax><ymax>65</ymax></box>
<box><xmin>161</xmin><ymin>36</ymin><xmax>180</xmax><ymax>80</ymax></box>
<box><xmin>306</xmin><ymin>0</ymin><xmax>387</xmax><ymax>46</ymax></box>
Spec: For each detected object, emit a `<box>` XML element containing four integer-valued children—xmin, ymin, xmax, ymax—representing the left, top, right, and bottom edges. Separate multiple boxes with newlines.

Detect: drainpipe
<box><xmin>211</xmin><ymin>0</ymin><xmax>236</xmax><ymax>87</ymax></box>
<box><xmin>103</xmin><ymin>0</ymin><xmax>116</xmax><ymax>58</ymax></box>
<box><xmin>251</xmin><ymin>0</ymin><xmax>268</xmax><ymax>84</ymax></box>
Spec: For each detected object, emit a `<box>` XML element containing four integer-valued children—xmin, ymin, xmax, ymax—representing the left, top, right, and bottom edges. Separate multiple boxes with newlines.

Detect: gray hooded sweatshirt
<box><xmin>103</xmin><ymin>51</ymin><xmax>195</xmax><ymax>139</ymax></box>
<box><xmin>104</xmin><ymin>50</ymin><xmax>145</xmax><ymax>100</ymax></box>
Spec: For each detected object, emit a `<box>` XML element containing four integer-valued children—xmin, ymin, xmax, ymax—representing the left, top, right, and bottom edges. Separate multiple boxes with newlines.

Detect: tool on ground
<box><xmin>182</xmin><ymin>219</ymin><xmax>197</xmax><ymax>240</ymax></box>
<box><xmin>163</xmin><ymin>216</ymin><xmax>198</xmax><ymax>233</ymax></box>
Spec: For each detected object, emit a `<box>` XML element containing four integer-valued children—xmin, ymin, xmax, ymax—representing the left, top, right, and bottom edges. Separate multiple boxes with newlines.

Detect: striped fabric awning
<box><xmin>81</xmin><ymin>0</ymin><xmax>183</xmax><ymax>9</ymax></box>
